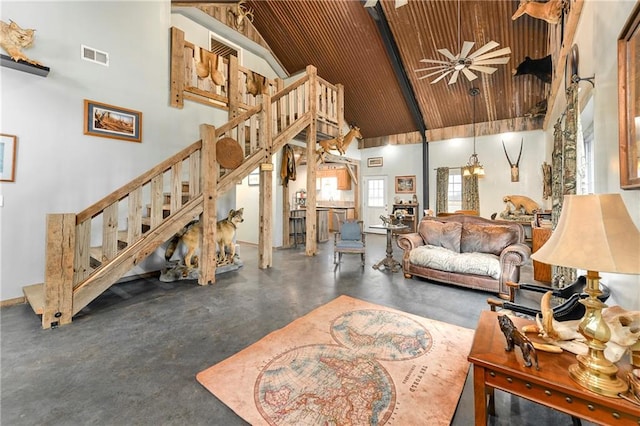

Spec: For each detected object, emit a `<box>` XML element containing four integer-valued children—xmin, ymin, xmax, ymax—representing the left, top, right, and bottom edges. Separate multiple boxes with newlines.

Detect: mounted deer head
<box><xmin>502</xmin><ymin>139</ymin><xmax>523</xmax><ymax>182</ymax></box>
<box><xmin>228</xmin><ymin>0</ymin><xmax>254</xmax><ymax>31</ymax></box>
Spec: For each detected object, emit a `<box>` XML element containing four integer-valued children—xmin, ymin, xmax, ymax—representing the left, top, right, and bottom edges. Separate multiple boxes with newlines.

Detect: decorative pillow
<box><xmin>418</xmin><ymin>221</ymin><xmax>462</xmax><ymax>253</ymax></box>
<box><xmin>460</xmin><ymin>224</ymin><xmax>519</xmax><ymax>256</ymax></box>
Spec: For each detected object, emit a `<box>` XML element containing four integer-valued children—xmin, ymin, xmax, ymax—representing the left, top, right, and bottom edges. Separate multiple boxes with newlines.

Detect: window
<box><xmin>367</xmin><ymin>178</ymin><xmax>385</xmax><ymax>207</ymax></box>
<box><xmin>318</xmin><ymin>177</ymin><xmax>338</xmax><ymax>201</ymax></box>
<box><xmin>582</xmin><ymin>121</ymin><xmax>595</xmax><ymax>194</ymax></box>
<box><xmin>448</xmin><ymin>169</ymin><xmax>462</xmax><ymax>212</ymax></box>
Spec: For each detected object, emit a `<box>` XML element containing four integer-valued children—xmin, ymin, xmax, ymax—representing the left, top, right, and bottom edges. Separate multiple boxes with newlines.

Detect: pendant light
<box><xmin>463</xmin><ymin>87</ymin><xmax>485</xmax><ymax>176</ymax></box>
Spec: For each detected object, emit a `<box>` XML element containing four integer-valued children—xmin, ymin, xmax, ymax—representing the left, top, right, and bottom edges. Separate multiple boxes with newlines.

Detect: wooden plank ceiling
<box><xmin>196</xmin><ymin>0</ymin><xmax>551</xmax><ymax>140</ymax></box>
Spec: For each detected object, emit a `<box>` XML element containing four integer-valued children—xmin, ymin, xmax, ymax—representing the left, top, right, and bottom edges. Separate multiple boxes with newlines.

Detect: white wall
<box><xmin>427</xmin><ymin>130</ymin><xmax>547</xmax><ymax>217</ymax></box>
<box><xmin>0</xmin><ymin>2</ymin><xmax>283</xmax><ymax>301</ymax></box>
<box><xmin>543</xmin><ymin>0</ymin><xmax>640</xmax><ymax>309</ymax></box>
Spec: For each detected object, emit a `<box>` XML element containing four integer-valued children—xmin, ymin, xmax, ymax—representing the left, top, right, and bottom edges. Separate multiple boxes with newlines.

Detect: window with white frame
<box><xmin>448</xmin><ymin>169</ymin><xmax>462</xmax><ymax>212</ymax></box>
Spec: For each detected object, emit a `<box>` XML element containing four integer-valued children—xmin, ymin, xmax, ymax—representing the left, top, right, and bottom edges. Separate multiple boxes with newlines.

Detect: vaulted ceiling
<box><xmin>177</xmin><ymin>0</ymin><xmax>553</xmax><ymax>140</ymax></box>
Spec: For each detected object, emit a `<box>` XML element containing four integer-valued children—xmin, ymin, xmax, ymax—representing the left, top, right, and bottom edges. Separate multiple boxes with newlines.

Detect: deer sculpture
<box><xmin>317</xmin><ymin>125</ymin><xmax>363</xmax><ymax>162</ymax></box>
<box><xmin>511</xmin><ymin>0</ymin><xmax>566</xmax><ymax>25</ymax></box>
<box><xmin>502</xmin><ymin>139</ymin><xmax>523</xmax><ymax>182</ymax></box>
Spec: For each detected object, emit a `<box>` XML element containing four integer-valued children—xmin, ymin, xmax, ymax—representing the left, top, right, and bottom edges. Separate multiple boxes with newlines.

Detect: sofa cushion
<box><xmin>418</xmin><ymin>221</ymin><xmax>462</xmax><ymax>253</ymax></box>
<box><xmin>460</xmin><ymin>224</ymin><xmax>519</xmax><ymax>256</ymax></box>
<box><xmin>409</xmin><ymin>245</ymin><xmax>500</xmax><ymax>279</ymax></box>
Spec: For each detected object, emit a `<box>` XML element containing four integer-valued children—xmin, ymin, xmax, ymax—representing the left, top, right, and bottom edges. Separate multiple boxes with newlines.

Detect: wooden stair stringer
<box><xmin>71</xmin><ymin>196</ymin><xmax>204</xmax><ymax>315</ymax></box>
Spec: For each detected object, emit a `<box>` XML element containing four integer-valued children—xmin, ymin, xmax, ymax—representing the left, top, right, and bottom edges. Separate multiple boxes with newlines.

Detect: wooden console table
<box><xmin>468</xmin><ymin>311</ymin><xmax>639</xmax><ymax>425</ymax></box>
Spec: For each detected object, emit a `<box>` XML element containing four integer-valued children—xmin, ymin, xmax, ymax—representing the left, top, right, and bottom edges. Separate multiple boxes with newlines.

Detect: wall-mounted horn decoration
<box><xmin>502</xmin><ymin>139</ymin><xmax>523</xmax><ymax>182</ymax></box>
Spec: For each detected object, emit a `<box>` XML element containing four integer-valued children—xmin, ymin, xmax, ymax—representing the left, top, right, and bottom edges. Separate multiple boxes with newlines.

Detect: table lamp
<box><xmin>531</xmin><ymin>194</ymin><xmax>640</xmax><ymax>397</ymax></box>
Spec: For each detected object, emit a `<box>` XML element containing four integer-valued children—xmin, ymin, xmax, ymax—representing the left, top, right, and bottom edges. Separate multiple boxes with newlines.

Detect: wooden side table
<box><xmin>468</xmin><ymin>311</ymin><xmax>640</xmax><ymax>425</ymax></box>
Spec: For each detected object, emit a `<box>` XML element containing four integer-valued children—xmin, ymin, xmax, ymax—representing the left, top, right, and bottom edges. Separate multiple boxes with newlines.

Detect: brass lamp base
<box><xmin>569</xmin><ymin>356</ymin><xmax>628</xmax><ymax>398</ymax></box>
<box><xmin>568</xmin><ymin>270</ymin><xmax>629</xmax><ymax>398</ymax></box>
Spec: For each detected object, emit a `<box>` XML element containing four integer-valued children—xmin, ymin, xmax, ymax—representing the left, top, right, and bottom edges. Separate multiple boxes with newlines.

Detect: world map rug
<box><xmin>196</xmin><ymin>295</ymin><xmax>474</xmax><ymax>425</ymax></box>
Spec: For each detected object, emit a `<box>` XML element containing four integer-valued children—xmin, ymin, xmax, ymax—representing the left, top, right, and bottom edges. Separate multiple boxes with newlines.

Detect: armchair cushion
<box><xmin>460</xmin><ymin>224</ymin><xmax>519</xmax><ymax>256</ymax></box>
<box><xmin>340</xmin><ymin>221</ymin><xmax>362</xmax><ymax>240</ymax></box>
<box><xmin>409</xmin><ymin>245</ymin><xmax>501</xmax><ymax>279</ymax></box>
<box><xmin>418</xmin><ymin>221</ymin><xmax>462</xmax><ymax>252</ymax></box>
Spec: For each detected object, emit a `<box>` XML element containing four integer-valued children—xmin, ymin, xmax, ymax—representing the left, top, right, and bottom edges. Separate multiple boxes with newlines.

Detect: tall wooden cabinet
<box><xmin>392</xmin><ymin>203</ymin><xmax>419</xmax><ymax>233</ymax></box>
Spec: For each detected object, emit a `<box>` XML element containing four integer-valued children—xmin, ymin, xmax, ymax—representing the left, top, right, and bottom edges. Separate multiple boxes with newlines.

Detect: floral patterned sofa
<box><xmin>396</xmin><ymin>215</ymin><xmax>531</xmax><ymax>300</ymax></box>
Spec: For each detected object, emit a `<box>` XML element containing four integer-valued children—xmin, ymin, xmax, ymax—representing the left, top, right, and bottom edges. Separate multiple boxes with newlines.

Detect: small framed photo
<box><xmin>395</xmin><ymin>175</ymin><xmax>416</xmax><ymax>193</ymax></box>
<box><xmin>367</xmin><ymin>157</ymin><xmax>383</xmax><ymax>167</ymax></box>
<box><xmin>84</xmin><ymin>99</ymin><xmax>142</xmax><ymax>142</ymax></box>
<box><xmin>0</xmin><ymin>133</ymin><xmax>17</xmax><ymax>182</ymax></box>
<box><xmin>248</xmin><ymin>170</ymin><xmax>259</xmax><ymax>186</ymax></box>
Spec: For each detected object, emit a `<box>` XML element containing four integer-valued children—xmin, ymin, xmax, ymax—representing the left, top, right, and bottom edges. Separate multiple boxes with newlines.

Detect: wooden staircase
<box><xmin>23</xmin><ymin>65</ymin><xmax>343</xmax><ymax>328</ymax></box>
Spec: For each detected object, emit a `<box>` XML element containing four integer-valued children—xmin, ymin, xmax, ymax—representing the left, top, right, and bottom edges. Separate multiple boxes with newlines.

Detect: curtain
<box><xmin>435</xmin><ymin>167</ymin><xmax>449</xmax><ymax>215</ymax></box>
<box><xmin>461</xmin><ymin>168</ymin><xmax>479</xmax><ymax>212</ymax></box>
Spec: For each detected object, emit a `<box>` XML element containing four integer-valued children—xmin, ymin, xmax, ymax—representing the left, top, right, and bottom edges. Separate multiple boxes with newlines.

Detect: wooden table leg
<box><xmin>473</xmin><ymin>365</ymin><xmax>488</xmax><ymax>426</ymax></box>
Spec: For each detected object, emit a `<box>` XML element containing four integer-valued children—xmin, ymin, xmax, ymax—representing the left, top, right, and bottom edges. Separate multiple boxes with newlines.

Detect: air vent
<box><xmin>81</xmin><ymin>45</ymin><xmax>109</xmax><ymax>66</ymax></box>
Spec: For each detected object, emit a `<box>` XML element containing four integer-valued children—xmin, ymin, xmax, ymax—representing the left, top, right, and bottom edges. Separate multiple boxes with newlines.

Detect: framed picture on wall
<box><xmin>0</xmin><ymin>133</ymin><xmax>17</xmax><ymax>182</ymax></box>
<box><xmin>395</xmin><ymin>175</ymin><xmax>416</xmax><ymax>193</ymax></box>
<box><xmin>84</xmin><ymin>100</ymin><xmax>142</xmax><ymax>143</ymax></box>
<box><xmin>367</xmin><ymin>157</ymin><xmax>383</xmax><ymax>167</ymax></box>
<box><xmin>248</xmin><ymin>170</ymin><xmax>259</xmax><ymax>186</ymax></box>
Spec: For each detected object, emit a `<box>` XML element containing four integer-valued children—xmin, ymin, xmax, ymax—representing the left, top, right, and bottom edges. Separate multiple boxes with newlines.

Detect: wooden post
<box><xmin>354</xmin><ymin>162</ymin><xmax>361</xmax><ymax>220</ymax></box>
<box><xmin>228</xmin><ymin>55</ymin><xmax>239</xmax><ymax>119</ymax></box>
<box><xmin>43</xmin><ymin>214</ymin><xmax>75</xmax><ymax>329</ymax></box>
<box><xmin>259</xmin><ymin>163</ymin><xmax>273</xmax><ymax>267</ymax></box>
<box><xmin>305</xmin><ymin>65</ymin><xmax>318</xmax><ymax>256</ymax></box>
<box><xmin>258</xmin><ymin>92</ymin><xmax>273</xmax><ymax>268</ymax></box>
<box><xmin>277</xmin><ymin>78</ymin><xmax>292</xmax><ymax>248</ymax></box>
<box><xmin>170</xmin><ymin>27</ymin><xmax>185</xmax><ymax>109</ymax></box>
<box><xmin>199</xmin><ymin>124</ymin><xmax>217</xmax><ymax>285</ymax></box>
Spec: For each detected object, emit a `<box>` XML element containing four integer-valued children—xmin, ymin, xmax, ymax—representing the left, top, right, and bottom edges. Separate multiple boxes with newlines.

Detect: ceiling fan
<box><xmin>415</xmin><ymin>0</ymin><xmax>511</xmax><ymax>85</ymax></box>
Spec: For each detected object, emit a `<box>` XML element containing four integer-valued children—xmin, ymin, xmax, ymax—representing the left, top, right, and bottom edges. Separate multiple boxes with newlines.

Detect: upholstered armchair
<box><xmin>334</xmin><ymin>220</ymin><xmax>366</xmax><ymax>268</ymax></box>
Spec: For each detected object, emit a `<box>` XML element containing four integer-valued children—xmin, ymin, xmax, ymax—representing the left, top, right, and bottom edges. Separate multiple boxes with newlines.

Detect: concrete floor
<box><xmin>1</xmin><ymin>234</ymin><xmax>589</xmax><ymax>425</ymax></box>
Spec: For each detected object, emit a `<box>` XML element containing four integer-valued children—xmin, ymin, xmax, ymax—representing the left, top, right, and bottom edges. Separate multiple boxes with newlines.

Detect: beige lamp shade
<box><xmin>531</xmin><ymin>194</ymin><xmax>640</xmax><ymax>274</ymax></box>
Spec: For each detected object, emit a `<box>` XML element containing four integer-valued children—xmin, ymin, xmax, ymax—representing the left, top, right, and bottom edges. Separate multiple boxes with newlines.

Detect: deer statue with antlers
<box><xmin>502</xmin><ymin>139</ymin><xmax>523</xmax><ymax>182</ymax></box>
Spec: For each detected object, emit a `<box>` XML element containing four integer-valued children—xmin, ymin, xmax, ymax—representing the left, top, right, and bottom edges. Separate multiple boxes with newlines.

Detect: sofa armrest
<box><xmin>499</xmin><ymin>243</ymin><xmax>532</xmax><ymax>301</ymax></box>
<box><xmin>396</xmin><ymin>233</ymin><xmax>425</xmax><ymax>252</ymax></box>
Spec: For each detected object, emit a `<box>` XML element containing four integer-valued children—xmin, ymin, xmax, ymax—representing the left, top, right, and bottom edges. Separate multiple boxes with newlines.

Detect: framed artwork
<box><xmin>248</xmin><ymin>170</ymin><xmax>259</xmax><ymax>186</ymax></box>
<box><xmin>367</xmin><ymin>157</ymin><xmax>383</xmax><ymax>167</ymax></box>
<box><xmin>84</xmin><ymin>99</ymin><xmax>142</xmax><ymax>142</ymax></box>
<box><xmin>395</xmin><ymin>175</ymin><xmax>416</xmax><ymax>193</ymax></box>
<box><xmin>618</xmin><ymin>2</ymin><xmax>640</xmax><ymax>189</ymax></box>
<box><xmin>0</xmin><ymin>133</ymin><xmax>17</xmax><ymax>182</ymax></box>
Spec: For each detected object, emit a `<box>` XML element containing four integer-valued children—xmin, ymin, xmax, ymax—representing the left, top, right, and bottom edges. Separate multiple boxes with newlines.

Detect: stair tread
<box><xmin>23</xmin><ymin>283</ymin><xmax>44</xmax><ymax>315</ymax></box>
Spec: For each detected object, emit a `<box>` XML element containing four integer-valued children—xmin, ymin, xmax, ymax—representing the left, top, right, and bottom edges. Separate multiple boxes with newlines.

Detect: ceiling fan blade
<box><xmin>459</xmin><ymin>41</ymin><xmax>475</xmax><ymax>59</ymax></box>
<box><xmin>467</xmin><ymin>41</ymin><xmax>500</xmax><ymax>59</ymax></box>
<box><xmin>419</xmin><ymin>58</ymin><xmax>452</xmax><ymax>65</ymax></box>
<box><xmin>473</xmin><ymin>57</ymin><xmax>511</xmax><ymax>65</ymax></box>
<box><xmin>473</xmin><ymin>47</ymin><xmax>512</xmax><ymax>62</ymax></box>
<box><xmin>395</xmin><ymin>0</ymin><xmax>408</xmax><ymax>8</ymax></box>
<box><xmin>448</xmin><ymin>70</ymin><xmax>461</xmax><ymax>85</ymax></box>
<box><xmin>364</xmin><ymin>0</ymin><xmax>378</xmax><ymax>7</ymax></box>
<box><xmin>418</xmin><ymin>68</ymin><xmax>452</xmax><ymax>80</ymax></box>
<box><xmin>468</xmin><ymin>65</ymin><xmax>498</xmax><ymax>74</ymax></box>
<box><xmin>437</xmin><ymin>48</ymin><xmax>457</xmax><ymax>61</ymax></box>
<box><xmin>431</xmin><ymin>70</ymin><xmax>454</xmax><ymax>84</ymax></box>
<box><xmin>461</xmin><ymin>67</ymin><xmax>478</xmax><ymax>81</ymax></box>
<box><xmin>414</xmin><ymin>65</ymin><xmax>448</xmax><ymax>72</ymax></box>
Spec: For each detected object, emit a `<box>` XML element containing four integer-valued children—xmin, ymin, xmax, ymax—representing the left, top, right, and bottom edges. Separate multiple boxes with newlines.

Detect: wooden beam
<box><xmin>199</xmin><ymin>124</ymin><xmax>217</xmax><ymax>285</ymax></box>
<box><xmin>305</xmin><ymin>65</ymin><xmax>318</xmax><ymax>256</ymax></box>
<box><xmin>543</xmin><ymin>0</ymin><xmax>585</xmax><ymax>130</ymax></box>
<box><xmin>43</xmin><ymin>214</ymin><xmax>75</xmax><ymax>329</ymax></box>
<box><xmin>170</xmin><ymin>27</ymin><xmax>185</xmax><ymax>109</ymax></box>
<box><xmin>258</xmin><ymin>92</ymin><xmax>274</xmax><ymax>268</ymax></box>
